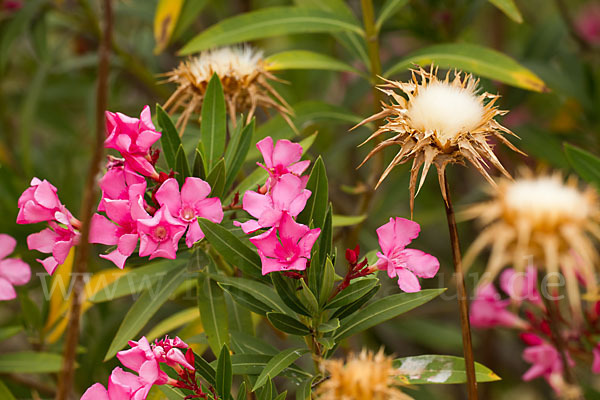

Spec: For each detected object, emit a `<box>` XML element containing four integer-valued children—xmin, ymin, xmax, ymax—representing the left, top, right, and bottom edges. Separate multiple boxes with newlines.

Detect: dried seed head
<box><xmin>162</xmin><ymin>46</ymin><xmax>293</xmax><ymax>133</ymax></box>
<box><xmin>463</xmin><ymin>171</ymin><xmax>600</xmax><ymax>318</ymax></box>
<box><xmin>316</xmin><ymin>349</ymin><xmax>412</xmax><ymax>400</ymax></box>
<box><xmin>353</xmin><ymin>65</ymin><xmax>524</xmax><ymax>213</ymax></box>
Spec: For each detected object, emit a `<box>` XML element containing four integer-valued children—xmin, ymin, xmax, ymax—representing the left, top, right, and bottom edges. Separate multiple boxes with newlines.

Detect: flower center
<box><xmin>180</xmin><ymin>206</ymin><xmax>196</xmax><ymax>222</ymax></box>
<box><xmin>504</xmin><ymin>177</ymin><xmax>589</xmax><ymax>229</ymax></box>
<box><xmin>153</xmin><ymin>226</ymin><xmax>168</xmax><ymax>241</ymax></box>
<box><xmin>406</xmin><ymin>82</ymin><xmax>485</xmax><ymax>146</ymax></box>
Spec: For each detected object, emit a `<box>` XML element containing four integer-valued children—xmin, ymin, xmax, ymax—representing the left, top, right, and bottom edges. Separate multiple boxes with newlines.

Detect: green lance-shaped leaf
<box><xmin>325</xmin><ymin>277</ymin><xmax>379</xmax><ymax>309</ymax></box>
<box><xmin>318</xmin><ymin>257</ymin><xmax>335</xmax><ymax>307</ymax></box>
<box><xmin>194</xmin><ymin>352</ymin><xmax>216</xmax><ymax>386</ymax></box>
<box><xmin>175</xmin><ymin>145</ymin><xmax>191</xmax><ymax>186</ymax></box>
<box><xmin>157</xmin><ymin>104</ymin><xmax>182</xmax><ymax>170</ymax></box>
<box><xmin>392</xmin><ymin>355</ymin><xmax>501</xmax><ymax>384</ymax></box>
<box><xmin>266</xmin><ymin>312</ymin><xmax>311</xmax><ymax>336</ymax></box>
<box><xmin>383</xmin><ymin>43</ymin><xmax>547</xmax><ymax>92</ymax></box>
<box><xmin>230</xmin><ymin>331</ymin><xmax>277</xmax><ymax>356</ymax></box>
<box><xmin>334</xmin><ymin>289</ymin><xmax>446</xmax><ymax>341</ymax></box>
<box><xmin>0</xmin><ymin>352</ymin><xmax>63</xmax><ymax>373</ymax></box>
<box><xmin>179</xmin><ymin>7</ymin><xmax>364</xmax><ymax>54</ymax></box>
<box><xmin>192</xmin><ymin>149</ymin><xmax>206</xmax><ymax>179</ymax></box>
<box><xmin>257</xmin><ymin>378</ymin><xmax>272</xmax><ymax>399</ymax></box>
<box><xmin>296</xmin><ymin>376</ymin><xmax>317</xmax><ymax>400</ymax></box>
<box><xmin>488</xmin><ymin>0</ymin><xmax>523</xmax><ymax>23</ymax></box>
<box><xmin>298</xmin><ymin>278</ymin><xmax>319</xmax><ymax>315</ymax></box>
<box><xmin>224</xmin><ymin>119</ymin><xmax>255</xmax><ymax>189</ymax></box>
<box><xmin>216</xmin><ymin>344</ymin><xmax>233</xmax><ymax>399</ymax></box>
<box><xmin>201</xmin><ymin>73</ymin><xmax>227</xmax><ymax>169</ymax></box>
<box><xmin>297</xmin><ymin>157</ymin><xmax>329</xmax><ymax>229</ymax></box>
<box><xmin>564</xmin><ymin>144</ymin><xmax>600</xmax><ymax>188</ymax></box>
<box><xmin>206</xmin><ymin>158</ymin><xmax>226</xmax><ymax>199</ymax></box>
<box><xmin>271</xmin><ymin>273</ymin><xmax>311</xmax><ymax>316</ymax></box>
<box><xmin>318</xmin><ymin>318</ymin><xmax>340</xmax><ymax>333</ymax></box>
<box><xmin>253</xmin><ymin>348</ymin><xmax>309</xmax><ymax>391</ymax></box>
<box><xmin>0</xmin><ymin>380</ymin><xmax>16</xmax><ymax>400</ymax></box>
<box><xmin>197</xmin><ymin>218</ymin><xmax>262</xmax><ymax>278</ymax></box>
<box><xmin>332</xmin><ymin>214</ymin><xmax>367</xmax><ymax>227</ymax></box>
<box><xmin>375</xmin><ymin>0</ymin><xmax>409</xmax><ymax>31</ymax></box>
<box><xmin>104</xmin><ymin>266</ymin><xmax>189</xmax><ymax>360</ymax></box>
<box><xmin>331</xmin><ymin>284</ymin><xmax>379</xmax><ymax>320</ymax></box>
<box><xmin>265</xmin><ymin>50</ymin><xmax>360</xmax><ymax>74</ymax></box>
<box><xmin>236</xmin><ymin>382</ymin><xmax>247</xmax><ymax>400</ymax></box>
<box><xmin>198</xmin><ymin>274</ymin><xmax>229</xmax><ymax>355</ymax></box>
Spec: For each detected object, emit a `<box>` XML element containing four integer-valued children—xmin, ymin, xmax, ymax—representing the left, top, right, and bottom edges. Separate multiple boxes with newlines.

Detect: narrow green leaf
<box><xmin>198</xmin><ymin>274</ymin><xmax>229</xmax><ymax>354</ymax></box>
<box><xmin>318</xmin><ymin>257</ymin><xmax>335</xmax><ymax>306</ymax></box>
<box><xmin>236</xmin><ymin>381</ymin><xmax>247</xmax><ymax>400</ymax></box>
<box><xmin>564</xmin><ymin>144</ymin><xmax>600</xmax><ymax>187</ymax></box>
<box><xmin>383</xmin><ymin>43</ymin><xmax>547</xmax><ymax>92</ymax></box>
<box><xmin>265</xmin><ymin>50</ymin><xmax>360</xmax><ymax>74</ymax></box>
<box><xmin>489</xmin><ymin>0</ymin><xmax>523</xmax><ymax>23</ymax></box>
<box><xmin>192</xmin><ymin>149</ymin><xmax>206</xmax><ymax>179</ymax></box>
<box><xmin>274</xmin><ymin>392</ymin><xmax>287</xmax><ymax>400</ymax></box>
<box><xmin>194</xmin><ymin>352</ymin><xmax>217</xmax><ymax>386</ymax></box>
<box><xmin>175</xmin><ymin>145</ymin><xmax>191</xmax><ymax>185</ymax></box>
<box><xmin>331</xmin><ymin>284</ymin><xmax>379</xmax><ymax>320</ymax></box>
<box><xmin>0</xmin><ymin>380</ymin><xmax>16</xmax><ymax>400</ymax></box>
<box><xmin>296</xmin><ymin>376</ymin><xmax>316</xmax><ymax>400</ymax></box>
<box><xmin>157</xmin><ymin>104</ymin><xmax>182</xmax><ymax>170</ymax></box>
<box><xmin>318</xmin><ymin>318</ymin><xmax>340</xmax><ymax>333</ymax></box>
<box><xmin>104</xmin><ymin>266</ymin><xmax>189</xmax><ymax>360</ymax></box>
<box><xmin>90</xmin><ymin>259</ymin><xmax>186</xmax><ymax>303</ymax></box>
<box><xmin>0</xmin><ymin>352</ymin><xmax>63</xmax><ymax>373</ymax></box>
<box><xmin>297</xmin><ymin>157</ymin><xmax>329</xmax><ymax>229</ymax></box>
<box><xmin>216</xmin><ymin>345</ymin><xmax>233</xmax><ymax>398</ymax></box>
<box><xmin>267</xmin><ymin>312</ymin><xmax>311</xmax><ymax>336</ymax></box>
<box><xmin>201</xmin><ymin>74</ymin><xmax>227</xmax><ymax>169</ymax></box>
<box><xmin>197</xmin><ymin>218</ymin><xmax>262</xmax><ymax>278</ymax></box>
<box><xmin>392</xmin><ymin>355</ymin><xmax>501</xmax><ymax>384</ymax></box>
<box><xmin>230</xmin><ymin>331</ymin><xmax>278</xmax><ymax>356</ymax></box>
<box><xmin>298</xmin><ymin>279</ymin><xmax>319</xmax><ymax>315</ymax></box>
<box><xmin>312</xmin><ymin>205</ymin><xmax>332</xmax><ymax>298</ymax></box>
<box><xmin>225</xmin><ymin>292</ymin><xmax>254</xmax><ymax>335</ymax></box>
<box><xmin>206</xmin><ymin>158</ymin><xmax>226</xmax><ymax>198</ymax></box>
<box><xmin>325</xmin><ymin>277</ymin><xmax>379</xmax><ymax>309</ymax></box>
<box><xmin>375</xmin><ymin>0</ymin><xmax>409</xmax><ymax>31</ymax></box>
<box><xmin>220</xmin><ymin>284</ymin><xmax>273</xmax><ymax>315</ymax></box>
<box><xmin>171</xmin><ymin>0</ymin><xmax>209</xmax><ymax>42</ymax></box>
<box><xmin>179</xmin><ymin>7</ymin><xmax>364</xmax><ymax>54</ymax></box>
<box><xmin>271</xmin><ymin>273</ymin><xmax>310</xmax><ymax>316</ymax></box>
<box><xmin>222</xmin><ymin>354</ymin><xmax>310</xmax><ymax>380</ymax></box>
<box><xmin>332</xmin><ymin>214</ymin><xmax>367</xmax><ymax>227</ymax></box>
<box><xmin>253</xmin><ymin>348</ymin><xmax>309</xmax><ymax>391</ymax></box>
<box><xmin>225</xmin><ymin>119</ymin><xmax>255</xmax><ymax>189</ymax></box>
<box><xmin>157</xmin><ymin>386</ymin><xmax>186</xmax><ymax>399</ymax></box>
<box><xmin>0</xmin><ymin>326</ymin><xmax>22</xmax><ymax>342</ymax></box>
<box><xmin>334</xmin><ymin>289</ymin><xmax>445</xmax><ymax>340</ymax></box>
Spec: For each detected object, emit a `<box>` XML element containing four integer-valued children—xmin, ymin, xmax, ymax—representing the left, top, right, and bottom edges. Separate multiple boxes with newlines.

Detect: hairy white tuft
<box><xmin>187</xmin><ymin>46</ymin><xmax>263</xmax><ymax>82</ymax></box>
<box><xmin>407</xmin><ymin>82</ymin><xmax>485</xmax><ymax>144</ymax></box>
<box><xmin>505</xmin><ymin>177</ymin><xmax>589</xmax><ymax>226</ymax></box>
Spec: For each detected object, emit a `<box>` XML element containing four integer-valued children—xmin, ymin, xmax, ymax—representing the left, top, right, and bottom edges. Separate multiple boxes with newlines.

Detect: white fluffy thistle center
<box><xmin>504</xmin><ymin>177</ymin><xmax>589</xmax><ymax>226</ymax></box>
<box><xmin>187</xmin><ymin>46</ymin><xmax>263</xmax><ymax>82</ymax></box>
<box><xmin>407</xmin><ymin>82</ymin><xmax>485</xmax><ymax>145</ymax></box>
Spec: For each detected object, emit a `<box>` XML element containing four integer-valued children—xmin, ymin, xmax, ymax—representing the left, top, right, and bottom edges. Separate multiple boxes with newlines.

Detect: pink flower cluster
<box><xmin>17</xmin><ymin>178</ymin><xmax>81</xmax><ymax>274</ymax></box>
<box><xmin>237</xmin><ymin>137</ymin><xmax>320</xmax><ymax>275</ymax></box>
<box><xmin>0</xmin><ymin>234</ymin><xmax>30</xmax><ymax>300</ymax></box>
<box><xmin>18</xmin><ymin>106</ymin><xmax>223</xmax><ymax>274</ymax></box>
<box><xmin>82</xmin><ymin>336</ymin><xmax>200</xmax><ymax>400</ymax></box>
<box><xmin>375</xmin><ymin>217</ymin><xmax>439</xmax><ymax>293</ymax></box>
<box><xmin>470</xmin><ymin>267</ymin><xmax>600</xmax><ymax>395</ymax></box>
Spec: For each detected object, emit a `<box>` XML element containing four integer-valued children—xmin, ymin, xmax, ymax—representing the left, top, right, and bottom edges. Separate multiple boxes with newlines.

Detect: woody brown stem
<box><xmin>55</xmin><ymin>1</ymin><xmax>112</xmax><ymax>399</ymax></box>
<box><xmin>441</xmin><ymin>172</ymin><xmax>478</xmax><ymax>400</ymax></box>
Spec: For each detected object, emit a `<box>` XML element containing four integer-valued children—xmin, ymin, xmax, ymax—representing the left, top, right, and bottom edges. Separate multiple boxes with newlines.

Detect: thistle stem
<box><xmin>441</xmin><ymin>172</ymin><xmax>478</xmax><ymax>400</ymax></box>
<box><xmin>349</xmin><ymin>0</ymin><xmax>385</xmax><ymax>245</ymax></box>
<box><xmin>55</xmin><ymin>1</ymin><xmax>112</xmax><ymax>399</ymax></box>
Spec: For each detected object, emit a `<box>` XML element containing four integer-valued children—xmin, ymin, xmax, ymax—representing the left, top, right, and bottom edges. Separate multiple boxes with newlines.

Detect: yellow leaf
<box><xmin>43</xmin><ymin>248</ymin><xmax>74</xmax><ymax>332</ymax></box>
<box><xmin>146</xmin><ymin>307</ymin><xmax>200</xmax><ymax>342</ymax></box>
<box><xmin>154</xmin><ymin>0</ymin><xmax>184</xmax><ymax>54</ymax></box>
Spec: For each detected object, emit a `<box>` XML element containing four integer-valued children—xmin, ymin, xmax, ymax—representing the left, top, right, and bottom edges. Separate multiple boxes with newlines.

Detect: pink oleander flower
<box><xmin>235</xmin><ymin>173</ymin><xmax>311</xmax><ymax>233</ymax></box>
<box><xmin>470</xmin><ymin>283</ymin><xmax>528</xmax><ymax>329</ymax></box>
<box><xmin>17</xmin><ymin>178</ymin><xmax>75</xmax><ymax>225</ymax></box>
<box><xmin>576</xmin><ymin>3</ymin><xmax>600</xmax><ymax>46</ymax></box>
<box><xmin>105</xmin><ymin>106</ymin><xmax>161</xmax><ymax>179</ymax></box>
<box><xmin>375</xmin><ymin>217</ymin><xmax>439</xmax><ymax>293</ymax></box>
<box><xmin>117</xmin><ymin>337</ymin><xmax>169</xmax><ymax>386</ymax></box>
<box><xmin>155</xmin><ymin>177</ymin><xmax>223</xmax><ymax>248</ymax></box>
<box><xmin>98</xmin><ymin>161</ymin><xmax>146</xmax><ymax>212</ymax></box>
<box><xmin>500</xmin><ymin>266</ymin><xmax>543</xmax><ymax>306</ymax></box>
<box><xmin>27</xmin><ymin>220</ymin><xmax>79</xmax><ymax>275</ymax></box>
<box><xmin>81</xmin><ymin>367</ymin><xmax>155</xmax><ymax>400</ymax></box>
<box><xmin>137</xmin><ymin>206</ymin><xmax>186</xmax><ymax>260</ymax></box>
<box><xmin>152</xmin><ymin>336</ymin><xmax>195</xmax><ymax>371</ymax></box>
<box><xmin>90</xmin><ymin>183</ymin><xmax>147</xmax><ymax>269</ymax></box>
<box><xmin>0</xmin><ymin>234</ymin><xmax>31</xmax><ymax>301</ymax></box>
<box><xmin>249</xmin><ymin>213</ymin><xmax>320</xmax><ymax>275</ymax></box>
<box><xmin>593</xmin><ymin>343</ymin><xmax>600</xmax><ymax>374</ymax></box>
<box><xmin>522</xmin><ymin>334</ymin><xmax>574</xmax><ymax>394</ymax></box>
<box><xmin>256</xmin><ymin>136</ymin><xmax>310</xmax><ymax>189</ymax></box>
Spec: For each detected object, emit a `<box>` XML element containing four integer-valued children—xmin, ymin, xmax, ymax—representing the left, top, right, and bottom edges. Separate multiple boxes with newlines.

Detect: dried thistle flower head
<box><xmin>316</xmin><ymin>349</ymin><xmax>412</xmax><ymax>400</ymax></box>
<box><xmin>353</xmin><ymin>66</ymin><xmax>523</xmax><ymax>212</ymax></box>
<box><xmin>463</xmin><ymin>171</ymin><xmax>600</xmax><ymax>316</ymax></box>
<box><xmin>163</xmin><ymin>46</ymin><xmax>293</xmax><ymax>133</ymax></box>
